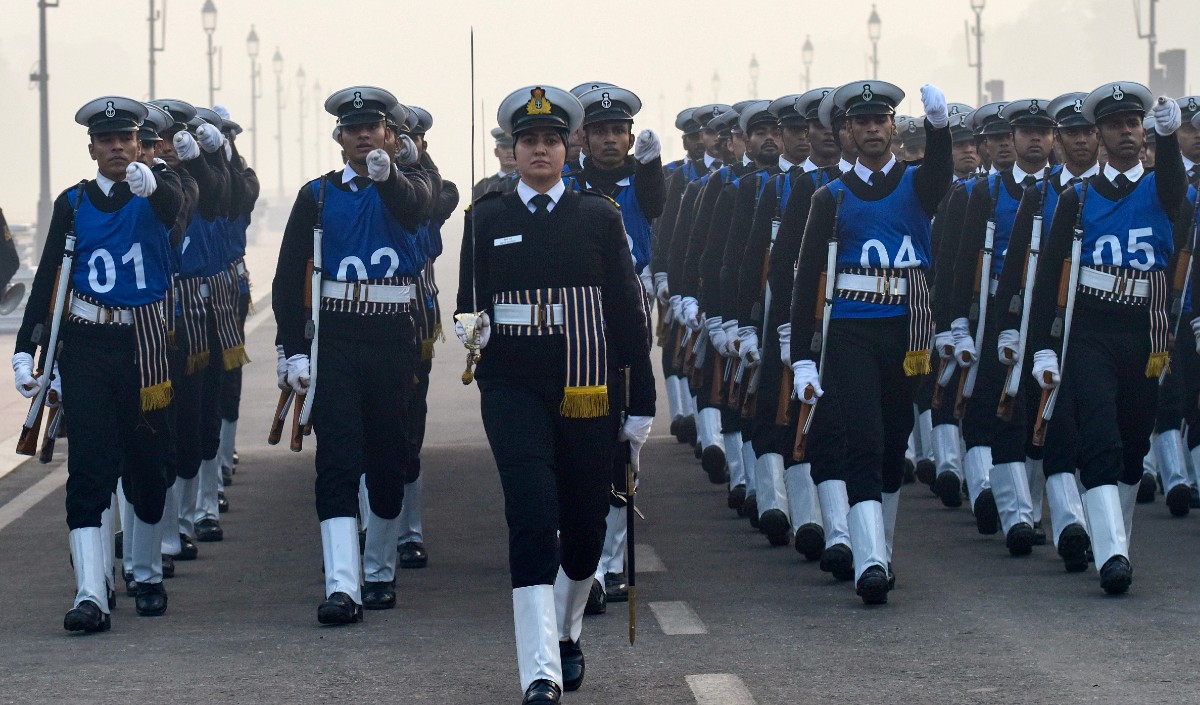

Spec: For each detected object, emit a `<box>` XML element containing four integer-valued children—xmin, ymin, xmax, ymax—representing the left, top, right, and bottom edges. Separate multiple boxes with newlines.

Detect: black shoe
<box><xmin>934</xmin><ymin>472</ymin><xmax>963</xmax><ymax>508</ymax></box>
<box><xmin>106</xmin><ymin>570</ymin><xmax>116</xmax><ymax>609</ymax></box>
<box><xmin>1057</xmin><ymin>523</ymin><xmax>1091</xmax><ymax>573</ymax></box>
<box><xmin>358</xmin><ymin>529</ymin><xmax>366</xmax><ymax>554</ymax></box>
<box><xmin>758</xmin><ymin>508</ymin><xmax>790</xmax><ymax>539</ymax></box>
<box><xmin>887</xmin><ymin>563</ymin><xmax>896</xmax><ymax>590</ymax></box>
<box><xmin>973</xmin><ymin>489</ymin><xmax>1000</xmax><ymax>535</ymax></box>
<box><xmin>701</xmin><ymin>445</ymin><xmax>728</xmax><ymax>484</ymax></box>
<box><xmin>232</xmin><ymin>450</ymin><xmax>239</xmax><ymax>466</ymax></box>
<box><xmin>1099</xmin><ymin>555</ymin><xmax>1133</xmax><ymax>595</ymax></box>
<box><xmin>856</xmin><ymin>565</ymin><xmax>889</xmax><ymax>605</ymax></box>
<box><xmin>161</xmin><ymin>554</ymin><xmax>175</xmax><ymax>579</ymax></box>
<box><xmin>1005</xmin><ymin>522</ymin><xmax>1036</xmax><ymax>556</ymax></box>
<box><xmin>903</xmin><ymin>458</ymin><xmax>916</xmax><ymax>484</ymax></box>
<box><xmin>693</xmin><ymin>441</ymin><xmax>702</xmax><ymax>460</ymax></box>
<box><xmin>64</xmin><ymin>600</ymin><xmax>110</xmax><ymax>633</ymax></box>
<box><xmin>317</xmin><ymin>592</ymin><xmax>363</xmax><ymax>624</ymax></box>
<box><xmin>114</xmin><ymin>531</ymin><xmax>123</xmax><ymax>560</ymax></box>
<box><xmin>794</xmin><ymin>523</ymin><xmax>825</xmax><ymax>561</ymax></box>
<box><xmin>744</xmin><ymin>494</ymin><xmax>760</xmax><ymax>529</ymax></box>
<box><xmin>134</xmin><ymin>582</ymin><xmax>168</xmax><ymax>616</ymax></box>
<box><xmin>1137</xmin><ymin>473</ymin><xmax>1157</xmax><ymax>503</ymax></box>
<box><xmin>821</xmin><ymin>543</ymin><xmax>854</xmax><ymax>581</ymax></box>
<box><xmin>217</xmin><ymin>491</ymin><xmax>229</xmax><ymax>513</ymax></box>
<box><xmin>195</xmin><ymin>518</ymin><xmax>223</xmax><ymax>542</ymax></box>
<box><xmin>362</xmin><ymin>581</ymin><xmax>396</xmax><ymax>610</ymax></box>
<box><xmin>604</xmin><ymin>572</ymin><xmax>628</xmax><ymax>603</ymax></box>
<box><xmin>124</xmin><ymin>570</ymin><xmax>138</xmax><ymax>597</ymax></box>
<box><xmin>1166</xmin><ymin>484</ymin><xmax>1191</xmax><ymax>517</ymax></box>
<box><xmin>669</xmin><ymin>417</ymin><xmax>682</xmax><ymax>440</ymax></box>
<box><xmin>584</xmin><ymin>578</ymin><xmax>606</xmax><ymax>615</ymax></box>
<box><xmin>398</xmin><ymin>541</ymin><xmax>428</xmax><ymax>569</ymax></box>
<box><xmin>522</xmin><ymin>679</ymin><xmax>562</xmax><ymax>704</ymax></box>
<box><xmin>1032</xmin><ymin>522</ymin><xmax>1047</xmax><ymax>546</ymax></box>
<box><xmin>177</xmin><ymin>534</ymin><xmax>198</xmax><ymax>560</ymax></box>
<box><xmin>221</xmin><ymin>465</ymin><xmax>233</xmax><ymax>486</ymax></box>
<box><xmin>559</xmin><ymin>639</ymin><xmax>585</xmax><ymax>692</ymax></box>
<box><xmin>1191</xmin><ymin>485</ymin><xmax>1200</xmax><ymax>509</ymax></box>
<box><xmin>678</xmin><ymin>416</ymin><xmax>697</xmax><ymax>446</ymax></box>
<box><xmin>915</xmin><ymin>459</ymin><xmax>936</xmax><ymax>486</ymax></box>
<box><xmin>727</xmin><ymin>484</ymin><xmax>746</xmax><ymax>511</ymax></box>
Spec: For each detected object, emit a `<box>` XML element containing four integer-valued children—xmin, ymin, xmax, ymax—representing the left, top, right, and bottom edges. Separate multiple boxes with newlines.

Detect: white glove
<box><xmin>276</xmin><ymin>345</ymin><xmax>289</xmax><ymax>391</ymax></box>
<box><xmin>48</xmin><ymin>362</ymin><xmax>62</xmax><ymax>404</ymax></box>
<box><xmin>737</xmin><ymin>326</ymin><xmax>760</xmax><ymax>366</ymax></box>
<box><xmin>634</xmin><ymin>129</ymin><xmax>662</xmax><ymax>164</ymax></box>
<box><xmin>653</xmin><ymin>272</ymin><xmax>669</xmax><ymax>304</ymax></box>
<box><xmin>933</xmin><ymin>330</ymin><xmax>955</xmax><ymax>361</ymax></box>
<box><xmin>367</xmin><ymin>148</ymin><xmax>394</xmax><ymax>181</ymax></box>
<box><xmin>1153</xmin><ymin>97</ymin><xmax>1182</xmax><ymax>136</ymax></box>
<box><xmin>705</xmin><ymin>316</ymin><xmax>726</xmax><ymax>353</ymax></box>
<box><xmin>223</xmin><ymin>138</ymin><xmax>233</xmax><ymax>162</ymax></box>
<box><xmin>777</xmin><ymin>323</ymin><xmax>792</xmax><ymax>366</ymax></box>
<box><xmin>1192</xmin><ymin>316</ymin><xmax>1200</xmax><ymax>354</ymax></box>
<box><xmin>173</xmin><ymin>130</ymin><xmax>200</xmax><ymax>161</ymax></box>
<box><xmin>639</xmin><ymin>266</ymin><xmax>654</xmax><ymax>299</ymax></box>
<box><xmin>619</xmin><ymin>415</ymin><xmax>654</xmax><ymax>450</ymax></box>
<box><xmin>921</xmin><ymin>84</ymin><xmax>949</xmax><ymax>129</ymax></box>
<box><xmin>213</xmin><ymin>104</ymin><xmax>231</xmax><ymax>121</ymax></box>
<box><xmin>681</xmin><ymin>297</ymin><xmax>700</xmax><ymax>331</ymax></box>
<box><xmin>669</xmin><ymin>295</ymin><xmax>683</xmax><ymax>323</ymax></box>
<box><xmin>720</xmin><ymin>319</ymin><xmax>739</xmax><ymax>357</ymax></box>
<box><xmin>196</xmin><ymin>123</ymin><xmax>223</xmax><ymax>153</ymax></box>
<box><xmin>124</xmin><ymin>162</ymin><xmax>157</xmax><ymax>198</ymax></box>
<box><xmin>286</xmin><ymin>354</ymin><xmax>311</xmax><ymax>394</ymax></box>
<box><xmin>951</xmin><ymin>317</ymin><xmax>975</xmax><ymax>367</ymax></box>
<box><xmin>12</xmin><ymin>352</ymin><xmax>37</xmax><ymax>399</ymax></box>
<box><xmin>1031</xmin><ymin>349</ymin><xmax>1060</xmax><ymax>390</ymax></box>
<box><xmin>394</xmin><ymin>134</ymin><xmax>419</xmax><ymax>166</ymax></box>
<box><xmin>791</xmin><ymin>359</ymin><xmax>822</xmax><ymax>405</ymax></box>
<box><xmin>997</xmin><ymin>329</ymin><xmax>1020</xmax><ymax>366</ymax></box>
<box><xmin>453</xmin><ymin>312</ymin><xmax>491</xmax><ymax>350</ymax></box>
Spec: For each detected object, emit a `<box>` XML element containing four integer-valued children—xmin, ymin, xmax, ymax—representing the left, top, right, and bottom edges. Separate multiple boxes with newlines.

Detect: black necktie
<box><xmin>1068</xmin><ymin>176</ymin><xmax>1083</xmax><ymax>187</ymax></box>
<box><xmin>1022</xmin><ymin>176</ymin><xmax>1036</xmax><ymax>189</ymax></box>
<box><xmin>530</xmin><ymin>193</ymin><xmax>552</xmax><ymax>219</ymax></box>
<box><xmin>710</xmin><ymin>160</ymin><xmax>723</xmax><ymax>171</ymax></box>
<box><xmin>352</xmin><ymin>176</ymin><xmax>371</xmax><ymax>191</ymax></box>
<box><xmin>1114</xmin><ymin>174</ymin><xmax>1131</xmax><ymax>190</ymax></box>
<box><xmin>1188</xmin><ymin>165</ymin><xmax>1199</xmax><ymax>182</ymax></box>
<box><xmin>869</xmin><ymin>171</ymin><xmax>884</xmax><ymax>187</ymax></box>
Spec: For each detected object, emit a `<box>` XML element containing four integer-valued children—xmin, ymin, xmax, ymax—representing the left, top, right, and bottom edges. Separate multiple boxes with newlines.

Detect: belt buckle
<box><xmin>102</xmin><ymin>307</ymin><xmax>114</xmax><ymax>324</ymax></box>
<box><xmin>351</xmin><ymin>281</ymin><xmax>363</xmax><ymax>302</ymax></box>
<box><xmin>877</xmin><ymin>274</ymin><xmax>890</xmax><ymax>296</ymax></box>
<box><xmin>532</xmin><ymin>304</ymin><xmax>545</xmax><ymax>327</ymax></box>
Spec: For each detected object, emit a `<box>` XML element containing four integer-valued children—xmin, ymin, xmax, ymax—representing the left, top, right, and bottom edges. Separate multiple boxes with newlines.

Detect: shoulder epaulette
<box><xmin>579</xmin><ymin>190</ymin><xmax>621</xmax><ymax>211</ymax></box>
<box><xmin>466</xmin><ymin>190</ymin><xmax>504</xmax><ymax>213</ymax></box>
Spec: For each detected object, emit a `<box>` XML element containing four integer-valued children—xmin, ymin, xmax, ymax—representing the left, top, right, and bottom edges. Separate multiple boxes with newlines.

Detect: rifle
<box><xmin>740</xmin><ymin>187</ymin><xmax>784</xmax><ymax>418</ymax></box>
<box><xmin>290</xmin><ymin>392</ymin><xmax>305</xmax><ymax>452</ymax></box>
<box><xmin>623</xmin><ymin>366</ymin><xmax>637</xmax><ymax>646</ymax></box>
<box><xmin>37</xmin><ymin>390</ymin><xmax>62</xmax><ymax>464</ymax></box>
<box><xmin>1164</xmin><ymin>178</ymin><xmax>1199</xmax><ymax>388</ymax></box>
<box><xmin>1033</xmin><ymin>181</ymin><xmax>1088</xmax><ymax>446</ymax></box>
<box><xmin>794</xmin><ymin>190</ymin><xmax>844</xmax><ymax>461</ymax></box>
<box><xmin>298</xmin><ymin>178</ymin><xmax>326</xmax><ymax>431</ymax></box>
<box><xmin>268</xmin><ymin>388</ymin><xmax>295</xmax><ymax>445</ymax></box>
<box><xmin>955</xmin><ymin>177</ymin><xmax>1001</xmax><ymax>419</ymax></box>
<box><xmin>998</xmin><ymin>179</ymin><xmax>1048</xmax><ymax>421</ymax></box>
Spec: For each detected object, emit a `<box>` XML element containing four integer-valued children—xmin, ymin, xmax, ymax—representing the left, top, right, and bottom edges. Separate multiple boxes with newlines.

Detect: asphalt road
<box><xmin>2</xmin><ymin>245</ymin><xmax>1200</xmax><ymax>705</ymax></box>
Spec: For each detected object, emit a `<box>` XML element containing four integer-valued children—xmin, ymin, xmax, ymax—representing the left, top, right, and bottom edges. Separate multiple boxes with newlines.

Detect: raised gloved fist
<box><xmin>394</xmin><ymin>135</ymin><xmax>419</xmax><ymax>167</ymax></box>
<box><xmin>951</xmin><ymin>317</ymin><xmax>975</xmax><ymax>367</ymax></box>
<box><xmin>705</xmin><ymin>316</ymin><xmax>726</xmax><ymax>353</ymax></box>
<box><xmin>276</xmin><ymin>345</ymin><xmax>289</xmax><ymax>391</ymax></box>
<box><xmin>653</xmin><ymin>272</ymin><xmax>669</xmax><ymax>305</ymax></box>
<box><xmin>619</xmin><ymin>415</ymin><xmax>654</xmax><ymax>449</ymax></box>
<box><xmin>454</xmin><ymin>312</ymin><xmax>491</xmax><ymax>350</ymax></box>
<box><xmin>737</xmin><ymin>326</ymin><xmax>760</xmax><ymax>366</ymax></box>
<box><xmin>196</xmin><ymin>123</ymin><xmax>223</xmax><ymax>153</ymax></box>
<box><xmin>1153</xmin><ymin>97</ymin><xmax>1182</xmax><ymax>136</ymax></box>
<box><xmin>367</xmin><ymin>148</ymin><xmax>394</xmax><ymax>182</ymax></box>
<box><xmin>286</xmin><ymin>354</ymin><xmax>311</xmax><ymax>394</ymax></box>
<box><xmin>11</xmin><ymin>352</ymin><xmax>37</xmax><ymax>399</ymax></box>
<box><xmin>1031</xmin><ymin>349</ymin><xmax>1060</xmax><ymax>390</ymax></box>
<box><xmin>933</xmin><ymin>330</ymin><xmax>955</xmax><ymax>360</ymax></box>
<box><xmin>213</xmin><ymin>105</ymin><xmax>231</xmax><ymax>122</ymax></box>
<box><xmin>791</xmin><ymin>359</ymin><xmax>822</xmax><ymax>405</ymax></box>
<box><xmin>777</xmin><ymin>322</ymin><xmax>792</xmax><ymax>366</ymax></box>
<box><xmin>997</xmin><ymin>329</ymin><xmax>1020</xmax><ymax>366</ymax></box>
<box><xmin>634</xmin><ymin>129</ymin><xmax>662</xmax><ymax>164</ymax></box>
<box><xmin>173</xmin><ymin>130</ymin><xmax>200</xmax><ymax>161</ymax></box>
<box><xmin>921</xmin><ymin>84</ymin><xmax>949</xmax><ymax>129</ymax></box>
<box><xmin>125</xmin><ymin>161</ymin><xmax>157</xmax><ymax>198</ymax></box>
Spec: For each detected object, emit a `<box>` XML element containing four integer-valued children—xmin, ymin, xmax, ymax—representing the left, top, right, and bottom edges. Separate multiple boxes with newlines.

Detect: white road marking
<box><xmin>649</xmin><ymin>601</ymin><xmax>707</xmax><ymax>635</ymax></box>
<box><xmin>0</xmin><ymin>466</ymin><xmax>67</xmax><ymax>532</ymax></box>
<box><xmin>243</xmin><ymin>292</ymin><xmax>274</xmax><ymax>336</ymax></box>
<box><xmin>686</xmin><ymin>674</ymin><xmax>756</xmax><ymax>705</ymax></box>
<box><xmin>637</xmin><ymin>544</ymin><xmax>666</xmax><ymax>572</ymax></box>
<box><xmin>0</xmin><ymin>433</ymin><xmax>29</xmax><ymax>481</ymax></box>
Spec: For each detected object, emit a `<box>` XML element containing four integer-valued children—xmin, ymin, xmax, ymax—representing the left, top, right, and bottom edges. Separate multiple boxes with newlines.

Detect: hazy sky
<box><xmin>0</xmin><ymin>0</ymin><xmax>1196</xmax><ymax>222</ymax></box>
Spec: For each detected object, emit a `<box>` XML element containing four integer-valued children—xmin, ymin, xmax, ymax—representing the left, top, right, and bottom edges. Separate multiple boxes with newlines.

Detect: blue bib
<box><xmin>565</xmin><ymin>174</ymin><xmax>654</xmax><ymax>272</ymax></box>
<box><xmin>178</xmin><ymin>214</ymin><xmax>222</xmax><ymax>279</ymax></box>
<box><xmin>225</xmin><ymin>213</ymin><xmax>249</xmax><ymax>262</ymax></box>
<box><xmin>1078</xmin><ymin>174</ymin><xmax>1172</xmax><ymax>273</ymax></box>
<box><xmin>69</xmin><ymin>188</ymin><xmax>172</xmax><ymax>307</ymax></box>
<box><xmin>314</xmin><ymin>178</ymin><xmax>422</xmax><ymax>282</ymax></box>
<box><xmin>986</xmin><ymin>174</ymin><xmax>1022</xmax><ymax>279</ymax></box>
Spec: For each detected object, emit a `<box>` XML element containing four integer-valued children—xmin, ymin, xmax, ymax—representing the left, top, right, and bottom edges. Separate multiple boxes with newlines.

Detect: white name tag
<box><xmin>495</xmin><ymin>234</ymin><xmax>523</xmax><ymax>247</ymax></box>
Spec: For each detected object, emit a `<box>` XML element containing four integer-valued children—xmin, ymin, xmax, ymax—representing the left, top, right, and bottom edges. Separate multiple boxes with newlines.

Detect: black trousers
<box><xmin>1043</xmin><ymin>306</ymin><xmax>1158</xmax><ymax>489</ymax></box>
<box><xmin>174</xmin><ymin>301</ymin><xmax>223</xmax><ymax>478</ymax></box>
<box><xmin>961</xmin><ymin>314</ymin><xmax>1028</xmax><ymax>465</ymax></box>
<box><xmin>479</xmin><ymin>376</ymin><xmax>617</xmax><ymax>589</ymax></box>
<box><xmin>931</xmin><ymin>364</ymin><xmax>961</xmax><ymax>428</ymax></box>
<box><xmin>749</xmin><ymin>334</ymin><xmax>796</xmax><ymax>458</ymax></box>
<box><xmin>60</xmin><ymin>322</ymin><xmax>172</xmax><ymax>528</ymax></box>
<box><xmin>662</xmin><ymin>323</ymin><xmax>683</xmax><ymax>378</ymax></box>
<box><xmin>218</xmin><ymin>290</ymin><xmax>251</xmax><ymax>423</ymax></box>
<box><xmin>807</xmin><ymin>316</ymin><xmax>917</xmax><ymax>504</ymax></box>
<box><xmin>404</xmin><ymin>357</ymin><xmax>433</xmax><ymax>484</ymax></box>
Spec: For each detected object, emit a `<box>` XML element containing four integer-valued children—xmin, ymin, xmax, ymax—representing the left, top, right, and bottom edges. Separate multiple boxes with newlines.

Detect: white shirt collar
<box><xmin>516</xmin><ymin>179</ymin><xmax>567</xmax><ymax>213</ymax></box>
<box><xmin>496</xmin><ymin>168</ymin><xmax>514</xmax><ymax>178</ymax></box>
<box><xmin>852</xmin><ymin>154</ymin><xmax>897</xmax><ymax>184</ymax></box>
<box><xmin>1103</xmin><ymin>161</ymin><xmax>1145</xmax><ymax>184</ymax></box>
<box><xmin>800</xmin><ymin>157</ymin><xmax>819</xmax><ymax>173</ymax></box>
<box><xmin>1011</xmin><ymin>163</ymin><xmax>1048</xmax><ymax>185</ymax></box>
<box><xmin>95</xmin><ymin>170</ymin><xmax>117</xmax><ymax>197</ymax></box>
<box><xmin>703</xmin><ymin>153</ymin><xmax>718</xmax><ymax>169</ymax></box>
<box><xmin>742</xmin><ymin>153</ymin><xmax>752</xmax><ymax>166</ymax></box>
<box><xmin>838</xmin><ymin>158</ymin><xmax>854</xmax><ymax>174</ymax></box>
<box><xmin>1184</xmin><ymin>156</ymin><xmax>1197</xmax><ymax>173</ymax></box>
<box><xmin>988</xmin><ymin>165</ymin><xmax>1001</xmax><ymax>175</ymax></box>
<box><xmin>779</xmin><ymin>156</ymin><xmax>797</xmax><ymax>172</ymax></box>
<box><xmin>341</xmin><ymin>163</ymin><xmax>370</xmax><ymax>192</ymax></box>
<box><xmin>1059</xmin><ymin>163</ymin><xmax>1100</xmax><ymax>187</ymax></box>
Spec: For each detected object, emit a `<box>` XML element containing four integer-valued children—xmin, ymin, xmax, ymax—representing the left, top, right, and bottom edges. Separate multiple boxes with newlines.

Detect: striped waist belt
<box><xmin>1078</xmin><ymin>266</ymin><xmax>1150</xmax><ymax>300</ymax></box>
<box><xmin>320</xmin><ymin>280</ymin><xmax>415</xmax><ymax>304</ymax></box>
<box><xmin>70</xmin><ymin>294</ymin><xmax>134</xmax><ymax>325</ymax></box>
<box><xmin>492</xmin><ymin>303</ymin><xmax>566</xmax><ymax>328</ymax></box>
<box><xmin>836</xmin><ymin>272</ymin><xmax>909</xmax><ymax>297</ymax></box>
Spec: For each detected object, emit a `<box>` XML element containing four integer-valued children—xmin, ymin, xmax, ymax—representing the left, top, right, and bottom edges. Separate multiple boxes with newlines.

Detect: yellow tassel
<box><xmin>186</xmin><ymin>350</ymin><xmax>211</xmax><ymax>375</ymax></box>
<box><xmin>222</xmin><ymin>344</ymin><xmax>251</xmax><ymax>371</ymax></box>
<box><xmin>421</xmin><ymin>337</ymin><xmax>436</xmax><ymax>362</ymax></box>
<box><xmin>560</xmin><ymin>385</ymin><xmax>610</xmax><ymax>419</ymax></box>
<box><xmin>1145</xmin><ymin>351</ymin><xmax>1170</xmax><ymax>378</ymax></box>
<box><xmin>903</xmin><ymin>350</ymin><xmax>931</xmax><ymax>377</ymax></box>
<box><xmin>433</xmin><ymin>322</ymin><xmax>445</xmax><ymax>343</ymax></box>
<box><xmin>140</xmin><ymin>381</ymin><xmax>174</xmax><ymax>412</ymax></box>
<box><xmin>167</xmin><ymin>330</ymin><xmax>177</xmax><ymax>350</ymax></box>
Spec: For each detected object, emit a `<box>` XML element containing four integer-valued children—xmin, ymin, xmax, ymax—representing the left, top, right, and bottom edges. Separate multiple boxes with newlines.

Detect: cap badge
<box><xmin>1073</xmin><ymin>99</ymin><xmax>1083</xmax><ymax>113</ymax></box>
<box><xmin>907</xmin><ymin>121</ymin><xmax>916</xmax><ymax>133</ymax></box>
<box><xmin>861</xmin><ymin>84</ymin><xmax>874</xmax><ymax>102</ymax></box>
<box><xmin>353</xmin><ymin>91</ymin><xmax>364</xmax><ymax>109</ymax></box>
<box><xmin>1188</xmin><ymin>98</ymin><xmax>1198</xmax><ymax>112</ymax></box>
<box><xmin>104</xmin><ymin>101</ymin><xmax>116</xmax><ymax>118</ymax></box>
<box><xmin>1112</xmin><ymin>85</ymin><xmax>1125</xmax><ymax>101</ymax></box>
<box><xmin>949</xmin><ymin>105</ymin><xmax>961</xmax><ymax>115</ymax></box>
<box><xmin>601</xmin><ymin>92</ymin><xmax>612</xmax><ymax>109</ymax></box>
<box><xmin>996</xmin><ymin>104</ymin><xmax>1006</xmax><ymax>118</ymax></box>
<box><xmin>1029</xmin><ymin>100</ymin><xmax>1040</xmax><ymax>114</ymax></box>
<box><xmin>526</xmin><ymin>87</ymin><xmax>552</xmax><ymax>116</ymax></box>
<box><xmin>712</xmin><ymin>106</ymin><xmax>721</xmax><ymax>118</ymax></box>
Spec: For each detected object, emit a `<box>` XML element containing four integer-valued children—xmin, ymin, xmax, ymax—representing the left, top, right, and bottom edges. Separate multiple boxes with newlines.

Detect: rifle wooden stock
<box><xmin>1031</xmin><ymin>374</ymin><xmax>1054</xmax><ymax>446</ymax></box>
<box><xmin>655</xmin><ymin>304</ymin><xmax>666</xmax><ymax>347</ymax></box>
<box><xmin>793</xmin><ymin>388</ymin><xmax>815</xmax><ymax>462</ymax></box>
<box><xmin>739</xmin><ymin>372</ymin><xmax>757</xmax><ymax>418</ymax></box>
<box><xmin>952</xmin><ymin>356</ymin><xmax>971</xmax><ymax>420</ymax></box>
<box><xmin>673</xmin><ymin>326</ymin><xmax>689</xmax><ymax>369</ymax></box>
<box><xmin>931</xmin><ymin>357</ymin><xmax>950</xmax><ymax>410</ymax></box>
<box><xmin>37</xmin><ymin>391</ymin><xmax>60</xmax><ymax>464</ymax></box>
<box><xmin>16</xmin><ymin>389</ymin><xmax>44</xmax><ymax>456</ymax></box>
<box><xmin>268</xmin><ymin>389</ymin><xmax>292</xmax><ymax>445</ymax></box>
<box><xmin>708</xmin><ymin>354</ymin><xmax>725</xmax><ymax>407</ymax></box>
<box><xmin>290</xmin><ymin>393</ymin><xmax>305</xmax><ymax>452</ymax></box>
<box><xmin>996</xmin><ymin>363</ymin><xmax>1017</xmax><ymax>422</ymax></box>
<box><xmin>774</xmin><ymin>366</ymin><xmax>793</xmax><ymax>426</ymax></box>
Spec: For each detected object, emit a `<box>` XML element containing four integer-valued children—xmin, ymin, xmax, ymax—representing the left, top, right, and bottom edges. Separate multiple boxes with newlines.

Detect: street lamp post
<box><xmin>34</xmin><ymin>0</ymin><xmax>61</xmax><ymax>251</ymax></box>
<box><xmin>966</xmin><ymin>0</ymin><xmax>985</xmax><ymax>106</ymax></box>
<box><xmin>297</xmin><ymin>65</ymin><xmax>307</xmax><ymax>179</ymax></box>
<box><xmin>313</xmin><ymin>79</ymin><xmax>323</xmax><ymax>172</ymax></box>
<box><xmin>868</xmin><ymin>4</ymin><xmax>882</xmax><ymax>80</ymax></box>
<box><xmin>246</xmin><ymin>26</ymin><xmax>261</xmax><ymax>168</ymax></box>
<box><xmin>685</xmin><ymin>80</ymin><xmax>693</xmax><ymax>108</ymax></box>
<box><xmin>273</xmin><ymin>48</ymin><xmax>285</xmax><ymax>200</ymax></box>
<box><xmin>147</xmin><ymin>0</ymin><xmax>167</xmax><ymax>99</ymax></box>
<box><xmin>749</xmin><ymin>54</ymin><xmax>760</xmax><ymax>96</ymax></box>
<box><xmin>802</xmin><ymin>36</ymin><xmax>814</xmax><ymax>90</ymax></box>
<box><xmin>711</xmin><ymin>70</ymin><xmax>720</xmax><ymax>102</ymax></box>
<box><xmin>201</xmin><ymin>0</ymin><xmax>221</xmax><ymax>106</ymax></box>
